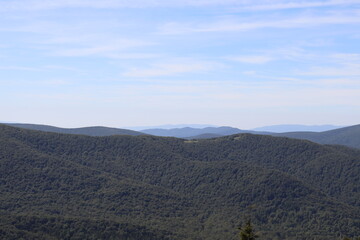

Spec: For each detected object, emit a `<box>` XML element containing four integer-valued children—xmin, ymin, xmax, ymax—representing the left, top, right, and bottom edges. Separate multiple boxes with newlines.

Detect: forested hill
<box><xmin>184</xmin><ymin>124</ymin><xmax>360</xmax><ymax>149</ymax></box>
<box><xmin>1</xmin><ymin>124</ymin><xmax>360</xmax><ymax>240</ymax></box>
<box><xmin>6</xmin><ymin>123</ymin><xmax>360</xmax><ymax>150</ymax></box>
<box><xmin>4</xmin><ymin>123</ymin><xmax>144</xmax><ymax>136</ymax></box>
<box><xmin>275</xmin><ymin>124</ymin><xmax>360</xmax><ymax>149</ymax></box>
<box><xmin>141</xmin><ymin>124</ymin><xmax>360</xmax><ymax>150</ymax></box>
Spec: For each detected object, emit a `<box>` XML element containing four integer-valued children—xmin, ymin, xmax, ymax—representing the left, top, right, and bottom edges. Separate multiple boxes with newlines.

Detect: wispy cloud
<box><xmin>0</xmin><ymin>0</ymin><xmax>245</xmax><ymax>11</ymax></box>
<box><xmin>44</xmin><ymin>65</ymin><xmax>81</xmax><ymax>72</ymax></box>
<box><xmin>51</xmin><ymin>40</ymin><xmax>153</xmax><ymax>58</ymax></box>
<box><xmin>1</xmin><ymin>0</ymin><xmax>359</xmax><ymax>128</ymax></box>
<box><xmin>226</xmin><ymin>55</ymin><xmax>274</xmax><ymax>64</ymax></box>
<box><xmin>159</xmin><ymin>11</ymin><xmax>360</xmax><ymax>34</ymax></box>
<box><xmin>330</xmin><ymin>53</ymin><xmax>360</xmax><ymax>63</ymax></box>
<box><xmin>0</xmin><ymin>65</ymin><xmax>83</xmax><ymax>74</ymax></box>
<box><xmin>0</xmin><ymin>18</ymin><xmax>156</xmax><ymax>59</ymax></box>
<box><xmin>0</xmin><ymin>66</ymin><xmax>43</xmax><ymax>71</ymax></box>
<box><xmin>123</xmin><ymin>59</ymin><xmax>221</xmax><ymax>77</ymax></box>
<box><xmin>301</xmin><ymin>63</ymin><xmax>360</xmax><ymax>77</ymax></box>
<box><xmin>297</xmin><ymin>52</ymin><xmax>360</xmax><ymax>77</ymax></box>
<box><xmin>237</xmin><ymin>0</ymin><xmax>360</xmax><ymax>11</ymax></box>
<box><xmin>1</xmin><ymin>0</ymin><xmax>359</xmax><ymax>11</ymax></box>
<box><xmin>106</xmin><ymin>53</ymin><xmax>161</xmax><ymax>59</ymax></box>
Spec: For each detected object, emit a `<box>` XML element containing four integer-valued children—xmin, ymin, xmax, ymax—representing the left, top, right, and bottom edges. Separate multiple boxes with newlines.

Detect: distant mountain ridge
<box><xmin>253</xmin><ymin>124</ymin><xmax>343</xmax><ymax>133</ymax></box>
<box><xmin>143</xmin><ymin>124</ymin><xmax>360</xmax><ymax>149</ymax></box>
<box><xmin>4</xmin><ymin>123</ymin><xmax>360</xmax><ymax>149</ymax></box>
<box><xmin>276</xmin><ymin>124</ymin><xmax>360</xmax><ymax>149</ymax></box>
<box><xmin>140</xmin><ymin>126</ymin><xmax>257</xmax><ymax>138</ymax></box>
<box><xmin>5</xmin><ymin>123</ymin><xmax>144</xmax><ymax>136</ymax></box>
<box><xmin>127</xmin><ymin>124</ymin><xmax>217</xmax><ymax>131</ymax></box>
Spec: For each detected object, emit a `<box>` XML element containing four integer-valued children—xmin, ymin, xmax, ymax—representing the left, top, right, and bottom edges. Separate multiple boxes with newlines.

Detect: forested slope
<box><xmin>1</xmin><ymin>124</ymin><xmax>359</xmax><ymax>239</ymax></box>
<box><xmin>276</xmin><ymin>124</ymin><xmax>360</xmax><ymax>149</ymax></box>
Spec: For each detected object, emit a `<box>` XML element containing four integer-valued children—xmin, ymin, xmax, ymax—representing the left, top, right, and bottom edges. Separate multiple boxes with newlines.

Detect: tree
<box><xmin>238</xmin><ymin>219</ymin><xmax>259</xmax><ymax>240</ymax></box>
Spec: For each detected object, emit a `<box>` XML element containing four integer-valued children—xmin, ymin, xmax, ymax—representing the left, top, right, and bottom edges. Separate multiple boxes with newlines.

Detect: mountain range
<box><xmin>274</xmin><ymin>124</ymin><xmax>360</xmax><ymax>149</ymax></box>
<box><xmin>252</xmin><ymin>124</ymin><xmax>343</xmax><ymax>133</ymax></box>
<box><xmin>1</xmin><ymin>123</ymin><xmax>359</xmax><ymax>239</ymax></box>
<box><xmin>142</xmin><ymin>124</ymin><xmax>360</xmax><ymax>149</ymax></box>
<box><xmin>5</xmin><ymin>123</ymin><xmax>143</xmax><ymax>136</ymax></box>
<box><xmin>5</xmin><ymin>123</ymin><xmax>359</xmax><ymax>149</ymax></box>
<box><xmin>140</xmin><ymin>126</ymin><xmax>258</xmax><ymax>138</ymax></box>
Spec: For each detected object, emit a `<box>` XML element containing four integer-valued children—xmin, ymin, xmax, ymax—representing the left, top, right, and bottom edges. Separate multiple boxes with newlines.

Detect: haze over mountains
<box><xmin>4</xmin><ymin>123</ymin><xmax>359</xmax><ymax>149</ymax></box>
<box><xmin>127</xmin><ymin>124</ymin><xmax>217</xmax><ymax>131</ymax></box>
<box><xmin>140</xmin><ymin>126</ymin><xmax>253</xmax><ymax>138</ymax></box>
<box><xmin>252</xmin><ymin>124</ymin><xmax>343</xmax><ymax>133</ymax></box>
<box><xmin>274</xmin><ymin>125</ymin><xmax>360</xmax><ymax>150</ymax></box>
<box><xmin>1</xmin><ymin>123</ymin><xmax>360</xmax><ymax>239</ymax></box>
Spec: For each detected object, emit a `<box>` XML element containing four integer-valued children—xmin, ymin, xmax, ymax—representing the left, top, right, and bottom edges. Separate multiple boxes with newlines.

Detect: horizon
<box><xmin>1</xmin><ymin>121</ymin><xmax>348</xmax><ymax>132</ymax></box>
<box><xmin>1</xmin><ymin>0</ymin><xmax>360</xmax><ymax>128</ymax></box>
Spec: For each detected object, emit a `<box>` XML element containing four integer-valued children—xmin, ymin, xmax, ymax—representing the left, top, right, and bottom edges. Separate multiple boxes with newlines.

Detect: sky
<box><xmin>1</xmin><ymin>0</ymin><xmax>360</xmax><ymax>129</ymax></box>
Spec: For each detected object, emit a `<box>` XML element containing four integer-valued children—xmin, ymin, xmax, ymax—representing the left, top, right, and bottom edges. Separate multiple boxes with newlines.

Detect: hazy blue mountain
<box><xmin>160</xmin><ymin>124</ymin><xmax>360</xmax><ymax>150</ymax></box>
<box><xmin>127</xmin><ymin>124</ymin><xmax>217</xmax><ymax>131</ymax></box>
<box><xmin>140</xmin><ymin>126</ymin><xmax>250</xmax><ymax>138</ymax></box>
<box><xmin>5</xmin><ymin>123</ymin><xmax>144</xmax><ymax>136</ymax></box>
<box><xmin>252</xmin><ymin>124</ymin><xmax>343</xmax><ymax>133</ymax></box>
<box><xmin>275</xmin><ymin>124</ymin><xmax>360</xmax><ymax>149</ymax></box>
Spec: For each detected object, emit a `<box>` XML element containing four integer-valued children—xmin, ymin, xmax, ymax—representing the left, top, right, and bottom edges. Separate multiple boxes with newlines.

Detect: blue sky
<box><xmin>1</xmin><ymin>0</ymin><xmax>360</xmax><ymax>129</ymax></box>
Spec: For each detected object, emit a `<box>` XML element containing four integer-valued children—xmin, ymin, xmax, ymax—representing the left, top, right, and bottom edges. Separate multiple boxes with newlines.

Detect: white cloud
<box><xmin>123</xmin><ymin>60</ymin><xmax>221</xmax><ymax>77</ymax></box>
<box><xmin>106</xmin><ymin>53</ymin><xmax>161</xmax><ymax>59</ymax></box>
<box><xmin>330</xmin><ymin>53</ymin><xmax>360</xmax><ymax>63</ymax></box>
<box><xmin>52</xmin><ymin>40</ymin><xmax>152</xmax><ymax>57</ymax></box>
<box><xmin>0</xmin><ymin>0</ymin><xmax>242</xmax><ymax>11</ymax></box>
<box><xmin>238</xmin><ymin>0</ymin><xmax>360</xmax><ymax>11</ymax></box>
<box><xmin>159</xmin><ymin>11</ymin><xmax>360</xmax><ymax>34</ymax></box>
<box><xmin>226</xmin><ymin>55</ymin><xmax>273</xmax><ymax>64</ymax></box>
<box><xmin>315</xmin><ymin>78</ymin><xmax>360</xmax><ymax>86</ymax></box>
<box><xmin>0</xmin><ymin>66</ymin><xmax>43</xmax><ymax>71</ymax></box>
<box><xmin>242</xmin><ymin>71</ymin><xmax>257</xmax><ymax>75</ymax></box>
<box><xmin>297</xmin><ymin>52</ymin><xmax>360</xmax><ymax>77</ymax></box>
<box><xmin>44</xmin><ymin>65</ymin><xmax>81</xmax><ymax>72</ymax></box>
<box><xmin>111</xmin><ymin>79</ymin><xmax>360</xmax><ymax>108</ymax></box>
<box><xmin>1</xmin><ymin>0</ymin><xmax>359</xmax><ymax>11</ymax></box>
<box><xmin>301</xmin><ymin>64</ymin><xmax>360</xmax><ymax>77</ymax></box>
<box><xmin>0</xmin><ymin>20</ymin><xmax>155</xmax><ymax>59</ymax></box>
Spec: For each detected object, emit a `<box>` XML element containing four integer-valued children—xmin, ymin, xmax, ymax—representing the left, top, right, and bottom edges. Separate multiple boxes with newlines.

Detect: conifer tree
<box><xmin>238</xmin><ymin>219</ymin><xmax>259</xmax><ymax>240</ymax></box>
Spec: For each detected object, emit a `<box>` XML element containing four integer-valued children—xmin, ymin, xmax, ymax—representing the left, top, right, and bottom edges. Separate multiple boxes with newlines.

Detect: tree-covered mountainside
<box><xmin>0</xmin><ymin>215</ymin><xmax>172</xmax><ymax>240</ymax></box>
<box><xmin>143</xmin><ymin>124</ymin><xmax>360</xmax><ymax>150</ymax></box>
<box><xmin>7</xmin><ymin>123</ymin><xmax>360</xmax><ymax>150</ymax></box>
<box><xmin>275</xmin><ymin>124</ymin><xmax>360</xmax><ymax>149</ymax></box>
<box><xmin>4</xmin><ymin>123</ymin><xmax>144</xmax><ymax>136</ymax></box>
<box><xmin>1</xmin><ymin>124</ymin><xmax>360</xmax><ymax>239</ymax></box>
